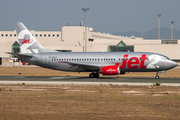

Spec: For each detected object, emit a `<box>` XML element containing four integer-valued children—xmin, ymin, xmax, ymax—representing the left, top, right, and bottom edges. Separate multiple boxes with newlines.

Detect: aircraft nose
<box><xmin>171</xmin><ymin>61</ymin><xmax>178</xmax><ymax>68</ymax></box>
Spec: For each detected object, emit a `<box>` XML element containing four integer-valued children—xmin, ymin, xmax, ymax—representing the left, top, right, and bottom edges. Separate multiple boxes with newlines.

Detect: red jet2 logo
<box><xmin>22</xmin><ymin>39</ymin><xmax>30</xmax><ymax>44</ymax></box>
<box><xmin>120</xmin><ymin>54</ymin><xmax>148</xmax><ymax>69</ymax></box>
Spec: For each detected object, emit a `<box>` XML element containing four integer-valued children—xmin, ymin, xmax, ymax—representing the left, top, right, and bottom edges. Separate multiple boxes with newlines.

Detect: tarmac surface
<box><xmin>0</xmin><ymin>76</ymin><xmax>180</xmax><ymax>86</ymax></box>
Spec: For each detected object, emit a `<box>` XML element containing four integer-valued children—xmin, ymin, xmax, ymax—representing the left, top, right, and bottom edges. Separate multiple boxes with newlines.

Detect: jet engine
<box><xmin>100</xmin><ymin>65</ymin><xmax>125</xmax><ymax>75</ymax></box>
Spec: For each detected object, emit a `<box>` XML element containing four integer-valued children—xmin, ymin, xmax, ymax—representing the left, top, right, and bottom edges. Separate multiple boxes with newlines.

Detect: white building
<box><xmin>0</xmin><ymin>25</ymin><xmax>180</xmax><ymax>65</ymax></box>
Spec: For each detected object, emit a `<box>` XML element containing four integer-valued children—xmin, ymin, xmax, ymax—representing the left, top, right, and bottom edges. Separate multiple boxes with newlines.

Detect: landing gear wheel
<box><xmin>155</xmin><ymin>75</ymin><xmax>159</xmax><ymax>79</ymax></box>
<box><xmin>89</xmin><ymin>73</ymin><xmax>94</xmax><ymax>78</ymax></box>
<box><xmin>89</xmin><ymin>73</ymin><xmax>99</xmax><ymax>78</ymax></box>
<box><xmin>94</xmin><ymin>73</ymin><xmax>99</xmax><ymax>78</ymax></box>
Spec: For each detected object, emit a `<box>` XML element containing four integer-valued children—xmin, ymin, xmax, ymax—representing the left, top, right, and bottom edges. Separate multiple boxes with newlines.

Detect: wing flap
<box><xmin>63</xmin><ymin>61</ymin><xmax>101</xmax><ymax>70</ymax></box>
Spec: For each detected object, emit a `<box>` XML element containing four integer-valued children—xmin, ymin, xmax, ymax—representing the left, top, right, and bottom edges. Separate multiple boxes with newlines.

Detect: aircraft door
<box><xmin>43</xmin><ymin>56</ymin><xmax>48</xmax><ymax>65</ymax></box>
<box><xmin>160</xmin><ymin>61</ymin><xmax>164</xmax><ymax>67</ymax></box>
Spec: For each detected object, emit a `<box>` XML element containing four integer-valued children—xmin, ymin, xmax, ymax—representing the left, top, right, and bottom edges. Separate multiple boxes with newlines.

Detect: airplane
<box><xmin>7</xmin><ymin>22</ymin><xmax>178</xmax><ymax>79</ymax></box>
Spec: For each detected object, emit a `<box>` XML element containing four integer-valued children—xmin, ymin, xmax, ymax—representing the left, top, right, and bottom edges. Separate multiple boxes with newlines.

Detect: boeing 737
<box><xmin>7</xmin><ymin>22</ymin><xmax>178</xmax><ymax>79</ymax></box>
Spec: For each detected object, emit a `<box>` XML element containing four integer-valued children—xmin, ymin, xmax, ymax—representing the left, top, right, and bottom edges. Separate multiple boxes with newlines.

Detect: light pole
<box><xmin>82</xmin><ymin>8</ymin><xmax>90</xmax><ymax>52</ymax></box>
<box><xmin>171</xmin><ymin>21</ymin><xmax>174</xmax><ymax>40</ymax></box>
<box><xmin>158</xmin><ymin>14</ymin><xmax>161</xmax><ymax>39</ymax></box>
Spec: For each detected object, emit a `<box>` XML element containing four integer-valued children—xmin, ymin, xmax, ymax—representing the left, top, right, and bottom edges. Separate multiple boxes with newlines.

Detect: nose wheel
<box><xmin>155</xmin><ymin>75</ymin><xmax>159</xmax><ymax>79</ymax></box>
<box><xmin>89</xmin><ymin>73</ymin><xmax>99</xmax><ymax>78</ymax></box>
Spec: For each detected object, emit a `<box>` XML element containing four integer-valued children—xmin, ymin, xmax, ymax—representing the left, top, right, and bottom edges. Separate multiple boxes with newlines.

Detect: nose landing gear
<box><xmin>89</xmin><ymin>72</ymin><xmax>99</xmax><ymax>78</ymax></box>
<box><xmin>155</xmin><ymin>71</ymin><xmax>165</xmax><ymax>79</ymax></box>
<box><xmin>155</xmin><ymin>74</ymin><xmax>159</xmax><ymax>79</ymax></box>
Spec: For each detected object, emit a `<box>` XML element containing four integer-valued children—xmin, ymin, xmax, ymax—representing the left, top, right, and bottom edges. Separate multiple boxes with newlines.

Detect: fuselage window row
<box><xmin>51</xmin><ymin>58</ymin><xmax>149</xmax><ymax>61</ymax></box>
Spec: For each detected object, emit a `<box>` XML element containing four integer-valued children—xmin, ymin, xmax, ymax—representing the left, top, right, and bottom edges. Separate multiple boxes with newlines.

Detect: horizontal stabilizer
<box><xmin>5</xmin><ymin>52</ymin><xmax>33</xmax><ymax>57</ymax></box>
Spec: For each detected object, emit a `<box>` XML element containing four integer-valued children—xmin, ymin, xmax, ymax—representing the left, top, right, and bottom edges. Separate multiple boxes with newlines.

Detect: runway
<box><xmin>0</xmin><ymin>76</ymin><xmax>180</xmax><ymax>86</ymax></box>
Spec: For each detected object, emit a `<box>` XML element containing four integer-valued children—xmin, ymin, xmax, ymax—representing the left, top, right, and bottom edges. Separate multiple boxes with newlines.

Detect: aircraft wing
<box><xmin>63</xmin><ymin>61</ymin><xmax>101</xmax><ymax>70</ymax></box>
<box><xmin>5</xmin><ymin>52</ymin><xmax>33</xmax><ymax>57</ymax></box>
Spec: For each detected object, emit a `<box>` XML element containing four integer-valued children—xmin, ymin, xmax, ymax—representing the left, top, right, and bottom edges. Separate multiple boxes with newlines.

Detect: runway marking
<box><xmin>49</xmin><ymin>77</ymin><xmax>79</xmax><ymax>79</ymax></box>
<box><xmin>0</xmin><ymin>81</ymin><xmax>180</xmax><ymax>86</ymax></box>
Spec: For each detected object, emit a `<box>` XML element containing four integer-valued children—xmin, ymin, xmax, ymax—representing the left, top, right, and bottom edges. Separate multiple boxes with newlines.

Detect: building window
<box><xmin>6</xmin><ymin>34</ymin><xmax>8</xmax><ymax>36</ymax></box>
<box><xmin>53</xmin><ymin>34</ymin><xmax>55</xmax><ymax>37</ymax></box>
<box><xmin>40</xmin><ymin>34</ymin><xmax>42</xmax><ymax>37</ymax></box>
<box><xmin>161</xmin><ymin>40</ymin><xmax>177</xmax><ymax>44</ymax></box>
<box><xmin>57</xmin><ymin>34</ymin><xmax>59</xmax><ymax>37</ymax></box>
<box><xmin>109</xmin><ymin>41</ymin><xmax>134</xmax><ymax>52</ymax></box>
<box><xmin>44</xmin><ymin>34</ymin><xmax>46</xmax><ymax>37</ymax></box>
<box><xmin>48</xmin><ymin>34</ymin><xmax>51</xmax><ymax>37</ymax></box>
<box><xmin>89</xmin><ymin>39</ymin><xmax>94</xmax><ymax>42</ymax></box>
<box><xmin>11</xmin><ymin>41</ymin><xmax>20</xmax><ymax>58</ymax></box>
<box><xmin>10</xmin><ymin>34</ymin><xmax>12</xmax><ymax>36</ymax></box>
<box><xmin>36</xmin><ymin>34</ymin><xmax>38</xmax><ymax>37</ymax></box>
<box><xmin>14</xmin><ymin>34</ymin><xmax>16</xmax><ymax>37</ymax></box>
<box><xmin>1</xmin><ymin>34</ymin><xmax>3</xmax><ymax>37</ymax></box>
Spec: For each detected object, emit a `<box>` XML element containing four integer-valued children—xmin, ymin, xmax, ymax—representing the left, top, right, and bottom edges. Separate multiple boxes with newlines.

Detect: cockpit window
<box><xmin>163</xmin><ymin>56</ymin><xmax>170</xmax><ymax>60</ymax></box>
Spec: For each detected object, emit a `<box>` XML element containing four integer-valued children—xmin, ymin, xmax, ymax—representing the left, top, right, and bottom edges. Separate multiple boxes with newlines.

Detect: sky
<box><xmin>0</xmin><ymin>0</ymin><xmax>179</xmax><ymax>33</ymax></box>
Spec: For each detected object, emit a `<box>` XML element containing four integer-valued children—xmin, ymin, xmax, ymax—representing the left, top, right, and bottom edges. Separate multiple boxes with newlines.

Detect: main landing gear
<box><xmin>89</xmin><ymin>72</ymin><xmax>99</xmax><ymax>78</ymax></box>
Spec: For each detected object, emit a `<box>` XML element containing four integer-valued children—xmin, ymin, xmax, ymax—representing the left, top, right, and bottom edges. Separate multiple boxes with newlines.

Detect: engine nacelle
<box><xmin>100</xmin><ymin>65</ymin><xmax>124</xmax><ymax>75</ymax></box>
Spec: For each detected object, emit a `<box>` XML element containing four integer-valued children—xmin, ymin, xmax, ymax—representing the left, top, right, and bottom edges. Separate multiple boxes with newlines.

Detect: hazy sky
<box><xmin>0</xmin><ymin>0</ymin><xmax>179</xmax><ymax>33</ymax></box>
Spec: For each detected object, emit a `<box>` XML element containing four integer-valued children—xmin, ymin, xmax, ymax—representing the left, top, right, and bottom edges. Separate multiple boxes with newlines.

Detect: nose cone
<box><xmin>171</xmin><ymin>61</ymin><xmax>178</xmax><ymax>68</ymax></box>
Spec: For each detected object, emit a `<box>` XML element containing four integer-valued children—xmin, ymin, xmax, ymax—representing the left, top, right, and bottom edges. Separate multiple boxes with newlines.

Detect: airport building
<box><xmin>0</xmin><ymin>25</ymin><xmax>180</xmax><ymax>66</ymax></box>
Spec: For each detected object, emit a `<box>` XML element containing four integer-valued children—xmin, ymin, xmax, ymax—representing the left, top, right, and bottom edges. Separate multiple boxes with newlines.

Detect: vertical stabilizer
<box><xmin>15</xmin><ymin>22</ymin><xmax>57</xmax><ymax>54</ymax></box>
